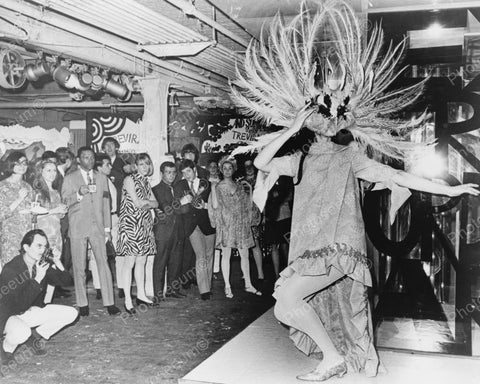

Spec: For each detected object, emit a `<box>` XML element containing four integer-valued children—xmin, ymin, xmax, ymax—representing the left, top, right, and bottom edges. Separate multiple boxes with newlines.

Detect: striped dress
<box><xmin>117</xmin><ymin>172</ymin><xmax>156</xmax><ymax>257</ymax></box>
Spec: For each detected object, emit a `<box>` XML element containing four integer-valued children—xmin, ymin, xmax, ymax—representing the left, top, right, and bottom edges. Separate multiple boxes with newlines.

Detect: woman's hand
<box><xmin>138</xmin><ymin>199</ymin><xmax>151</xmax><ymax>209</ymax></box>
<box><xmin>446</xmin><ymin>183</ymin><xmax>479</xmax><ymax>197</ymax></box>
<box><xmin>19</xmin><ymin>188</ymin><xmax>29</xmax><ymax>201</ymax></box>
<box><xmin>51</xmin><ymin>204</ymin><xmax>68</xmax><ymax>215</ymax></box>
<box><xmin>290</xmin><ymin>104</ymin><xmax>314</xmax><ymax>134</ymax></box>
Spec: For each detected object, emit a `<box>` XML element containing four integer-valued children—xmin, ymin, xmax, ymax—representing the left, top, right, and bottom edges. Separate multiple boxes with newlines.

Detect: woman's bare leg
<box><xmin>134</xmin><ymin>255</ymin><xmax>152</xmax><ymax>303</ymax></box>
<box><xmin>274</xmin><ymin>268</ymin><xmax>345</xmax><ymax>370</ymax></box>
<box><xmin>122</xmin><ymin>256</ymin><xmax>136</xmax><ymax>310</ymax></box>
<box><xmin>145</xmin><ymin>255</ymin><xmax>154</xmax><ymax>298</ymax></box>
<box><xmin>221</xmin><ymin>247</ymin><xmax>233</xmax><ymax>298</ymax></box>
<box><xmin>272</xmin><ymin>244</ymin><xmax>280</xmax><ymax>278</ymax></box>
<box><xmin>251</xmin><ymin>238</ymin><xmax>264</xmax><ymax>279</ymax></box>
<box><xmin>221</xmin><ymin>247</ymin><xmax>232</xmax><ymax>287</ymax></box>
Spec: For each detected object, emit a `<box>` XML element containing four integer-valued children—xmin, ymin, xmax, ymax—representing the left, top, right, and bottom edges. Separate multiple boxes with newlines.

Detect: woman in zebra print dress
<box><xmin>117</xmin><ymin>153</ymin><xmax>158</xmax><ymax>314</ymax></box>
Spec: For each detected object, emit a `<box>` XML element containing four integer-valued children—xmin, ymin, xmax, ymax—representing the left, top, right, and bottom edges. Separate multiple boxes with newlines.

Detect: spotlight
<box><xmin>64</xmin><ymin>73</ymin><xmax>80</xmax><ymax>89</ymax></box>
<box><xmin>77</xmin><ymin>72</ymin><xmax>93</xmax><ymax>92</ymax></box>
<box><xmin>90</xmin><ymin>74</ymin><xmax>104</xmax><ymax>91</ymax></box>
<box><xmin>25</xmin><ymin>61</ymin><xmax>51</xmax><ymax>82</ymax></box>
<box><xmin>103</xmin><ymin>78</ymin><xmax>129</xmax><ymax>100</ymax></box>
<box><xmin>52</xmin><ymin>66</ymin><xmax>73</xmax><ymax>86</ymax></box>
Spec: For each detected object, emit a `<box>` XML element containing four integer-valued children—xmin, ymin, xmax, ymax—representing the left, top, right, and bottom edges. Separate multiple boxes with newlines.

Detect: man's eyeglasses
<box><xmin>14</xmin><ymin>160</ymin><xmax>28</xmax><ymax>166</ymax></box>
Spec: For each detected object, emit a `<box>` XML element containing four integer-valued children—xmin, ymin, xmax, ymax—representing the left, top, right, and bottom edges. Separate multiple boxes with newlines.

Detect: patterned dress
<box><xmin>208</xmin><ymin>182</ymin><xmax>259</xmax><ymax>249</ymax></box>
<box><xmin>36</xmin><ymin>189</ymin><xmax>63</xmax><ymax>255</ymax></box>
<box><xmin>0</xmin><ymin>179</ymin><xmax>33</xmax><ymax>266</ymax></box>
<box><xmin>254</xmin><ymin>140</ymin><xmax>407</xmax><ymax>377</ymax></box>
<box><xmin>117</xmin><ymin>172</ymin><xmax>156</xmax><ymax>257</ymax></box>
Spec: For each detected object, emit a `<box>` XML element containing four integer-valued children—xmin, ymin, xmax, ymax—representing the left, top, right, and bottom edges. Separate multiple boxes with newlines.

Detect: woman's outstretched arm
<box><xmin>393</xmin><ymin>171</ymin><xmax>479</xmax><ymax>197</ymax></box>
<box><xmin>254</xmin><ymin>105</ymin><xmax>313</xmax><ymax>172</ymax></box>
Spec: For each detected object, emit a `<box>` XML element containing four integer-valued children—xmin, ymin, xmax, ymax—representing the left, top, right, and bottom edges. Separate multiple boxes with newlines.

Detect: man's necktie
<box><xmin>189</xmin><ymin>181</ymin><xmax>194</xmax><ymax>193</ymax></box>
<box><xmin>31</xmin><ymin>263</ymin><xmax>37</xmax><ymax>279</ymax></box>
<box><xmin>87</xmin><ymin>172</ymin><xmax>93</xmax><ymax>185</ymax></box>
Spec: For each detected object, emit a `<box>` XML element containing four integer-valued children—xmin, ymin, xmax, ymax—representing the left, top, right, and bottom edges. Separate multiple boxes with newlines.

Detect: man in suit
<box><xmin>0</xmin><ymin>229</ymin><xmax>77</xmax><ymax>367</ymax></box>
<box><xmin>178</xmin><ymin>144</ymin><xmax>210</xmax><ymax>289</ymax></box>
<box><xmin>61</xmin><ymin>146</ymin><xmax>120</xmax><ymax>316</ymax></box>
<box><xmin>152</xmin><ymin>161</ymin><xmax>191</xmax><ymax>301</ymax></box>
<box><xmin>176</xmin><ymin>159</ymin><xmax>215</xmax><ymax>300</ymax></box>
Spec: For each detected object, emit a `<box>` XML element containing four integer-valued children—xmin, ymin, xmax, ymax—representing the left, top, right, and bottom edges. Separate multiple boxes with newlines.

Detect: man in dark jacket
<box><xmin>0</xmin><ymin>229</ymin><xmax>78</xmax><ymax>367</ymax></box>
<box><xmin>176</xmin><ymin>159</ymin><xmax>215</xmax><ymax>300</ymax></box>
<box><xmin>152</xmin><ymin>161</ymin><xmax>191</xmax><ymax>300</ymax></box>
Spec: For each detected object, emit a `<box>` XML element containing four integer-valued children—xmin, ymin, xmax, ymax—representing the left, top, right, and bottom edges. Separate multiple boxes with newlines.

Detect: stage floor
<box><xmin>179</xmin><ymin>308</ymin><xmax>480</xmax><ymax>384</ymax></box>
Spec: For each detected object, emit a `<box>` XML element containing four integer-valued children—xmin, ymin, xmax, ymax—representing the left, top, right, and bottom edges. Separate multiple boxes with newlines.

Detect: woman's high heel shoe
<box><xmin>124</xmin><ymin>305</ymin><xmax>136</xmax><ymax>315</ymax></box>
<box><xmin>136</xmin><ymin>298</ymin><xmax>159</xmax><ymax>307</ymax></box>
<box><xmin>225</xmin><ymin>287</ymin><xmax>233</xmax><ymax>299</ymax></box>
<box><xmin>296</xmin><ymin>361</ymin><xmax>347</xmax><ymax>382</ymax></box>
<box><xmin>245</xmin><ymin>286</ymin><xmax>262</xmax><ymax>296</ymax></box>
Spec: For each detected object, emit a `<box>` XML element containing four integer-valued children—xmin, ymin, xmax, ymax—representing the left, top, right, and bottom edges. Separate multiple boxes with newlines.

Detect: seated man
<box><xmin>0</xmin><ymin>229</ymin><xmax>78</xmax><ymax>367</ymax></box>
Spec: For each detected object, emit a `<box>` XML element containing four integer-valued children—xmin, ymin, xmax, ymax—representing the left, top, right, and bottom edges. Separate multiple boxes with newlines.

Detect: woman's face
<box><xmin>13</xmin><ymin>157</ymin><xmax>28</xmax><ymax>175</ymax></box>
<box><xmin>42</xmin><ymin>162</ymin><xmax>57</xmax><ymax>183</ymax></box>
<box><xmin>137</xmin><ymin>159</ymin><xmax>151</xmax><ymax>177</ymax></box>
<box><xmin>208</xmin><ymin>162</ymin><xmax>219</xmax><ymax>176</ymax></box>
<box><xmin>221</xmin><ymin>162</ymin><xmax>234</xmax><ymax>178</ymax></box>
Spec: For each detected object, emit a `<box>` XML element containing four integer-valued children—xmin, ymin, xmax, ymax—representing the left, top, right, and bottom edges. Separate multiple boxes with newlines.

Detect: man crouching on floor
<box><xmin>0</xmin><ymin>229</ymin><xmax>78</xmax><ymax>370</ymax></box>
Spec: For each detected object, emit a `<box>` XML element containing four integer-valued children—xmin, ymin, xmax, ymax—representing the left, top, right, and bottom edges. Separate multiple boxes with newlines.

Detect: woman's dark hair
<box><xmin>20</xmin><ymin>229</ymin><xmax>48</xmax><ymax>256</ymax></box>
<box><xmin>181</xmin><ymin>143</ymin><xmax>199</xmax><ymax>163</ymax></box>
<box><xmin>5</xmin><ymin>151</ymin><xmax>27</xmax><ymax>178</ymax></box>
<box><xmin>331</xmin><ymin>129</ymin><xmax>354</xmax><ymax>146</ymax></box>
<box><xmin>294</xmin><ymin>129</ymin><xmax>354</xmax><ymax>186</ymax></box>
<box><xmin>32</xmin><ymin>159</ymin><xmax>60</xmax><ymax>206</ymax></box>
<box><xmin>55</xmin><ymin>147</ymin><xmax>75</xmax><ymax>165</ymax></box>
<box><xmin>179</xmin><ymin>159</ymin><xmax>196</xmax><ymax>172</ymax></box>
<box><xmin>41</xmin><ymin>151</ymin><xmax>58</xmax><ymax>162</ymax></box>
<box><xmin>101</xmin><ymin>137</ymin><xmax>120</xmax><ymax>151</ymax></box>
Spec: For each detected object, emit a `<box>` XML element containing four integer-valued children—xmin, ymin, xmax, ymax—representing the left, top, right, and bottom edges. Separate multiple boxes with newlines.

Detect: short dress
<box><xmin>254</xmin><ymin>140</ymin><xmax>410</xmax><ymax>377</ymax></box>
<box><xmin>0</xmin><ymin>179</ymin><xmax>33</xmax><ymax>266</ymax></box>
<box><xmin>36</xmin><ymin>189</ymin><xmax>64</xmax><ymax>255</ymax></box>
<box><xmin>208</xmin><ymin>182</ymin><xmax>259</xmax><ymax>249</ymax></box>
<box><xmin>117</xmin><ymin>172</ymin><xmax>156</xmax><ymax>257</ymax></box>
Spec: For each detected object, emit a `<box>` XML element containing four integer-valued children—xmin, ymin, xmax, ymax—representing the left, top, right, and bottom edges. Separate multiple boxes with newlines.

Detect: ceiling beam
<box><xmin>138</xmin><ymin>41</ymin><xmax>214</xmax><ymax>57</ymax></box>
<box><xmin>0</xmin><ymin>0</ymin><xmax>229</xmax><ymax>92</ymax></box>
<box><xmin>368</xmin><ymin>1</ymin><xmax>480</xmax><ymax>13</ymax></box>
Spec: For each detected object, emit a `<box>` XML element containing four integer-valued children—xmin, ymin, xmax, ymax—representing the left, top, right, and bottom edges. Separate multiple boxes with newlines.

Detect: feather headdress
<box><xmin>231</xmin><ymin>0</ymin><xmax>429</xmax><ymax>159</ymax></box>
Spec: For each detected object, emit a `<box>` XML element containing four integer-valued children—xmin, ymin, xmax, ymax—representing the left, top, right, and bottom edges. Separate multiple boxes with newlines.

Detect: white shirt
<box><xmin>79</xmin><ymin>168</ymin><xmax>94</xmax><ymax>185</ymax></box>
<box><xmin>189</xmin><ymin>177</ymin><xmax>200</xmax><ymax>193</ymax></box>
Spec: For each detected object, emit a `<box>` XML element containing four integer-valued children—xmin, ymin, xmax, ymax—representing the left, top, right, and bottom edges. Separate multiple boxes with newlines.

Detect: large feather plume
<box><xmin>231</xmin><ymin>0</ymin><xmax>429</xmax><ymax>159</ymax></box>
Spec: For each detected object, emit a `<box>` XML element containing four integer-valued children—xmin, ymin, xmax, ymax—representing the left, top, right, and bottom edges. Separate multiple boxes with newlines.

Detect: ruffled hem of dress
<box><xmin>274</xmin><ymin>243</ymin><xmax>372</xmax><ymax>292</ymax></box>
<box><xmin>273</xmin><ymin>243</ymin><xmax>379</xmax><ymax>377</ymax></box>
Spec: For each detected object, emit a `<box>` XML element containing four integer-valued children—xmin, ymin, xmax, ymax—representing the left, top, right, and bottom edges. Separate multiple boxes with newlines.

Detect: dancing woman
<box><xmin>231</xmin><ymin>1</ymin><xmax>479</xmax><ymax>380</ymax></box>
